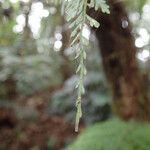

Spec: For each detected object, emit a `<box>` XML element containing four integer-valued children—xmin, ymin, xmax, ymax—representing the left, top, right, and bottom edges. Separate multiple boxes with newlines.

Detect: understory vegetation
<box><xmin>0</xmin><ymin>0</ymin><xmax>150</xmax><ymax>149</ymax></box>
<box><xmin>67</xmin><ymin>119</ymin><xmax>150</xmax><ymax>150</ymax></box>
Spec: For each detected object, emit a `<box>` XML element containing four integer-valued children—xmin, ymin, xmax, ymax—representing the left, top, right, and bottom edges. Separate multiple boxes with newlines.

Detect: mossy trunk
<box><xmin>90</xmin><ymin>0</ymin><xmax>150</xmax><ymax>120</ymax></box>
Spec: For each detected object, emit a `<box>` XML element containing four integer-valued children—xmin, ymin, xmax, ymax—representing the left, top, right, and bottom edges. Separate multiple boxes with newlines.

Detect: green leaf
<box><xmin>86</xmin><ymin>15</ymin><xmax>100</xmax><ymax>28</ymax></box>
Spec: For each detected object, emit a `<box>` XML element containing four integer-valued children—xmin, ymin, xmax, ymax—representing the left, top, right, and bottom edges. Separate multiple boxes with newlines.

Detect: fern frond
<box><xmin>65</xmin><ymin>0</ymin><xmax>110</xmax><ymax>132</ymax></box>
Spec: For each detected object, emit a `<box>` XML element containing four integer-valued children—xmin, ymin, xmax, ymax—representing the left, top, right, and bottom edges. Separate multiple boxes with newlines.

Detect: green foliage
<box><xmin>125</xmin><ymin>0</ymin><xmax>148</xmax><ymax>13</ymax></box>
<box><xmin>0</xmin><ymin>3</ymin><xmax>64</xmax><ymax>96</ymax></box>
<box><xmin>0</xmin><ymin>48</ymin><xmax>63</xmax><ymax>95</ymax></box>
<box><xmin>47</xmin><ymin>137</ymin><xmax>57</xmax><ymax>150</ymax></box>
<box><xmin>65</xmin><ymin>0</ymin><xmax>109</xmax><ymax>132</ymax></box>
<box><xmin>66</xmin><ymin>119</ymin><xmax>150</xmax><ymax>150</ymax></box>
<box><xmin>0</xmin><ymin>19</ymin><xmax>17</xmax><ymax>46</ymax></box>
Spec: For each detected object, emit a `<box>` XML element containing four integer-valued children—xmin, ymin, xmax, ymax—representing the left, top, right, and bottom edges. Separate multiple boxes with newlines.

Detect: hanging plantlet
<box><xmin>64</xmin><ymin>0</ymin><xmax>110</xmax><ymax>132</ymax></box>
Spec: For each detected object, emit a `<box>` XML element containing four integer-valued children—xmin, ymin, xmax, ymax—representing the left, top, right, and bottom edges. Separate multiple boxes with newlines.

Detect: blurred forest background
<box><xmin>0</xmin><ymin>0</ymin><xmax>150</xmax><ymax>150</ymax></box>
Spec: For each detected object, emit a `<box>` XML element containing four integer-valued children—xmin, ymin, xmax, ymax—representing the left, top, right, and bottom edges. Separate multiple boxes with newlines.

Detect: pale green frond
<box><xmin>64</xmin><ymin>0</ymin><xmax>109</xmax><ymax>132</ymax></box>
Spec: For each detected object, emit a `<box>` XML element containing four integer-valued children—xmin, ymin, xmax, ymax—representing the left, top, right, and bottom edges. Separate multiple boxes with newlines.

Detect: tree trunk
<box><xmin>90</xmin><ymin>0</ymin><xmax>150</xmax><ymax>120</ymax></box>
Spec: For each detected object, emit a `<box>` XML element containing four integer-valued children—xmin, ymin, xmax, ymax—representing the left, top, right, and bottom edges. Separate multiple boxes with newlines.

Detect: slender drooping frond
<box><xmin>64</xmin><ymin>0</ymin><xmax>110</xmax><ymax>132</ymax></box>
